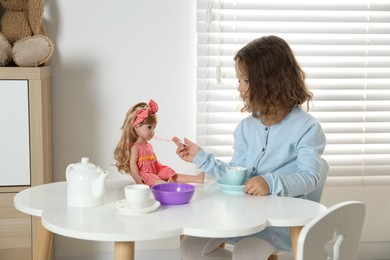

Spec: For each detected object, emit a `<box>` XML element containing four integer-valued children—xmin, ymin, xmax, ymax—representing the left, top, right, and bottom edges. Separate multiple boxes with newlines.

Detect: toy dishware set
<box><xmin>65</xmin><ymin>157</ymin><xmax>196</xmax><ymax>215</ymax></box>
<box><xmin>64</xmin><ymin>158</ymin><xmax>245</xmax><ymax>215</ymax></box>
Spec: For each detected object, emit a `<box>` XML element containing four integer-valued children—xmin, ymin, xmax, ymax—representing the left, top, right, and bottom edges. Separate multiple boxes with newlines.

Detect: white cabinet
<box><xmin>0</xmin><ymin>80</ymin><xmax>30</xmax><ymax>186</ymax></box>
<box><xmin>0</xmin><ymin>67</ymin><xmax>52</xmax><ymax>259</ymax></box>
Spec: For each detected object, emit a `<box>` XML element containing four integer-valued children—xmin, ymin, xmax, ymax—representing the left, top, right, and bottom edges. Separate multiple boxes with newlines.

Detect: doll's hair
<box><xmin>114</xmin><ymin>102</ymin><xmax>157</xmax><ymax>174</ymax></box>
<box><xmin>234</xmin><ymin>35</ymin><xmax>312</xmax><ymax>118</ymax></box>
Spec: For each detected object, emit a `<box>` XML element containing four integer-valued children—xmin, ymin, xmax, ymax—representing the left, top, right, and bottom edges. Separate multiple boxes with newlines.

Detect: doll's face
<box><xmin>134</xmin><ymin>123</ymin><xmax>156</xmax><ymax>142</ymax></box>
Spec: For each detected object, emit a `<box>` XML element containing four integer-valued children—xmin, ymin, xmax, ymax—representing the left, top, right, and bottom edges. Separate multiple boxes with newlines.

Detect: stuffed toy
<box><xmin>0</xmin><ymin>0</ymin><xmax>54</xmax><ymax>67</ymax></box>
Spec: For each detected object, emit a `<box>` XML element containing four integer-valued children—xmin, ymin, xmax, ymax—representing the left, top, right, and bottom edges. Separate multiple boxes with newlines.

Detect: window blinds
<box><xmin>196</xmin><ymin>0</ymin><xmax>390</xmax><ymax>186</ymax></box>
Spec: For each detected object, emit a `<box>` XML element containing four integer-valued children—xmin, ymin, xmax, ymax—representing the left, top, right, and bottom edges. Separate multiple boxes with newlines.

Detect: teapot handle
<box><xmin>65</xmin><ymin>164</ymin><xmax>75</xmax><ymax>181</ymax></box>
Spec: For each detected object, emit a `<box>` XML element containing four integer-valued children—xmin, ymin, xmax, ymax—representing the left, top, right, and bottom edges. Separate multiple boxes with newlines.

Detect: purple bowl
<box><xmin>151</xmin><ymin>183</ymin><xmax>195</xmax><ymax>205</ymax></box>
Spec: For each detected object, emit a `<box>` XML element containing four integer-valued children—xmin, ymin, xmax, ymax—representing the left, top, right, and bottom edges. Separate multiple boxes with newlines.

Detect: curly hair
<box><xmin>234</xmin><ymin>35</ymin><xmax>312</xmax><ymax>118</ymax></box>
<box><xmin>113</xmin><ymin>102</ymin><xmax>157</xmax><ymax>174</ymax></box>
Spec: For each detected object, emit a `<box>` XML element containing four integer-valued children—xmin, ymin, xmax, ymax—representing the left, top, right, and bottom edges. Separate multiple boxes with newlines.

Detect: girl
<box><xmin>114</xmin><ymin>99</ymin><xmax>204</xmax><ymax>186</ymax></box>
<box><xmin>173</xmin><ymin>36</ymin><xmax>326</xmax><ymax>259</ymax></box>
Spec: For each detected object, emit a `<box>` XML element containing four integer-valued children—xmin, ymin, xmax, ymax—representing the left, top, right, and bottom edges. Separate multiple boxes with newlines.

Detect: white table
<box><xmin>14</xmin><ymin>179</ymin><xmax>326</xmax><ymax>260</ymax></box>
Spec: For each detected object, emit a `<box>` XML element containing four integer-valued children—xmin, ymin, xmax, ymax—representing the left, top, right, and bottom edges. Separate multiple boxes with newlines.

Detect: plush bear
<box><xmin>0</xmin><ymin>0</ymin><xmax>54</xmax><ymax>67</ymax></box>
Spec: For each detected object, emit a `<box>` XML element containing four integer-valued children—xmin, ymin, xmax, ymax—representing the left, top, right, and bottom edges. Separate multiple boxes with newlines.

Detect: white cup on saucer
<box><xmin>124</xmin><ymin>184</ymin><xmax>150</xmax><ymax>209</ymax></box>
<box><xmin>226</xmin><ymin>166</ymin><xmax>247</xmax><ymax>186</ymax></box>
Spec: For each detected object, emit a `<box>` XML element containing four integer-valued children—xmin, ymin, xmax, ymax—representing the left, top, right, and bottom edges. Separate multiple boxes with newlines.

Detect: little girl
<box><xmin>114</xmin><ymin>99</ymin><xmax>204</xmax><ymax>186</ymax></box>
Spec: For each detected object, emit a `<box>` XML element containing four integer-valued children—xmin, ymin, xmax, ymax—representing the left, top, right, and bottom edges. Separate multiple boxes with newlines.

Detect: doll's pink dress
<box><xmin>134</xmin><ymin>142</ymin><xmax>176</xmax><ymax>186</ymax></box>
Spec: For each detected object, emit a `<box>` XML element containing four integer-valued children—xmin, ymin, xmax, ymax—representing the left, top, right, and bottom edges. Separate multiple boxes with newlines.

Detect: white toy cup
<box><xmin>124</xmin><ymin>184</ymin><xmax>150</xmax><ymax>209</ymax></box>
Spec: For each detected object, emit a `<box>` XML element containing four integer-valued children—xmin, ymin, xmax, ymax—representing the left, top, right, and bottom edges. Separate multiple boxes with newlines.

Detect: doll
<box><xmin>114</xmin><ymin>99</ymin><xmax>204</xmax><ymax>186</ymax></box>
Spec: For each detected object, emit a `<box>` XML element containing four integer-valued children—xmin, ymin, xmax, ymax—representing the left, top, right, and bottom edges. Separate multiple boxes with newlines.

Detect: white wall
<box><xmin>45</xmin><ymin>0</ymin><xmax>197</xmax><ymax>256</ymax></box>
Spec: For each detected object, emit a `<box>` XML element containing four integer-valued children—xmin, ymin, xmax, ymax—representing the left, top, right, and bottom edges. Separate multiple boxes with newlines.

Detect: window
<box><xmin>196</xmin><ymin>0</ymin><xmax>390</xmax><ymax>186</ymax></box>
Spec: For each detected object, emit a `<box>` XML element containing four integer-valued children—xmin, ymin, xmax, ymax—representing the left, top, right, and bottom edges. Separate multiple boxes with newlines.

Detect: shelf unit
<box><xmin>0</xmin><ymin>67</ymin><xmax>52</xmax><ymax>259</ymax></box>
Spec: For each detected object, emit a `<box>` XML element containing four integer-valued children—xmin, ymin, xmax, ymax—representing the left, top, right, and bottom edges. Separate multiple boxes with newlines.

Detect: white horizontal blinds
<box><xmin>196</xmin><ymin>0</ymin><xmax>390</xmax><ymax>186</ymax></box>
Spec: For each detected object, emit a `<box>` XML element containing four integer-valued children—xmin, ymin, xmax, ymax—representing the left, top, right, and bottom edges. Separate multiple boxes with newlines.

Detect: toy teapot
<box><xmin>66</xmin><ymin>157</ymin><xmax>109</xmax><ymax>207</ymax></box>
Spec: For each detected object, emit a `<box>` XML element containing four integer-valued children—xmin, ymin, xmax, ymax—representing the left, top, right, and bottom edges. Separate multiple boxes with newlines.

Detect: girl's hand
<box><xmin>244</xmin><ymin>176</ymin><xmax>270</xmax><ymax>196</ymax></box>
<box><xmin>172</xmin><ymin>137</ymin><xmax>201</xmax><ymax>163</ymax></box>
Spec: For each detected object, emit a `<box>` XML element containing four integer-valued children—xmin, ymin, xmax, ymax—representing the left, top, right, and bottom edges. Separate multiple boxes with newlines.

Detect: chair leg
<box><xmin>268</xmin><ymin>255</ymin><xmax>278</xmax><ymax>260</ymax></box>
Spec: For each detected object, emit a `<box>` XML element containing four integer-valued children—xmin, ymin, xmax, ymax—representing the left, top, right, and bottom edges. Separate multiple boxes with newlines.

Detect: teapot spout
<box><xmin>91</xmin><ymin>171</ymin><xmax>109</xmax><ymax>198</ymax></box>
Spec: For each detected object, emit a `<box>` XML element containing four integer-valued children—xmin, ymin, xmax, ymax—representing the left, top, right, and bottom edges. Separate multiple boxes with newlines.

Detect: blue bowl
<box><xmin>151</xmin><ymin>183</ymin><xmax>195</xmax><ymax>205</ymax></box>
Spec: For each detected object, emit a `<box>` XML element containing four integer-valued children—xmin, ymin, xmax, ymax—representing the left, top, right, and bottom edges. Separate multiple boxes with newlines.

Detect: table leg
<box><xmin>289</xmin><ymin>226</ymin><xmax>303</xmax><ymax>260</ymax></box>
<box><xmin>33</xmin><ymin>218</ymin><xmax>53</xmax><ymax>260</ymax></box>
<box><xmin>114</xmin><ymin>241</ymin><xmax>135</xmax><ymax>260</ymax></box>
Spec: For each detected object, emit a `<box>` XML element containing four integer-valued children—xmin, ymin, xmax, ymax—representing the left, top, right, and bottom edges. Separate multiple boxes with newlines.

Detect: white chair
<box><xmin>306</xmin><ymin>158</ymin><xmax>329</xmax><ymax>202</ymax></box>
<box><xmin>296</xmin><ymin>201</ymin><xmax>366</xmax><ymax>260</ymax></box>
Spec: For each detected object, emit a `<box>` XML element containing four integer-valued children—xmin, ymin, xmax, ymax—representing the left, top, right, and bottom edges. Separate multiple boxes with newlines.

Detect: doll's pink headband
<box><xmin>133</xmin><ymin>99</ymin><xmax>159</xmax><ymax>126</ymax></box>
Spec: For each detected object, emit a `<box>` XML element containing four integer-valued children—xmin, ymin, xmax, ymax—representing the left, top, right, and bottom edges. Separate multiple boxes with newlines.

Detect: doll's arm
<box><xmin>129</xmin><ymin>144</ymin><xmax>143</xmax><ymax>184</ymax></box>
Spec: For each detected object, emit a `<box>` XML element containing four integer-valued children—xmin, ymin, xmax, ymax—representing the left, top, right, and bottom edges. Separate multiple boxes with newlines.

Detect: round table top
<box><xmin>14</xmin><ymin>179</ymin><xmax>326</xmax><ymax>242</ymax></box>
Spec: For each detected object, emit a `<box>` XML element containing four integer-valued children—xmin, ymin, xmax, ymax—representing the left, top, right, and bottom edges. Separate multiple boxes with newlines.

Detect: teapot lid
<box><xmin>74</xmin><ymin>157</ymin><xmax>97</xmax><ymax>170</ymax></box>
<box><xmin>81</xmin><ymin>157</ymin><xmax>90</xmax><ymax>164</ymax></box>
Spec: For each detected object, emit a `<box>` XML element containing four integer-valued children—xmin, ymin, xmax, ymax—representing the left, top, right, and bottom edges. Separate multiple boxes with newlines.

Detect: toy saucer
<box><xmin>115</xmin><ymin>199</ymin><xmax>160</xmax><ymax>215</ymax></box>
<box><xmin>216</xmin><ymin>178</ymin><xmax>245</xmax><ymax>194</ymax></box>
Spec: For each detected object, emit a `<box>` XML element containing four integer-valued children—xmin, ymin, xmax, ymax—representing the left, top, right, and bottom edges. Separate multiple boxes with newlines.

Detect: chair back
<box><xmin>306</xmin><ymin>158</ymin><xmax>329</xmax><ymax>202</ymax></box>
<box><xmin>296</xmin><ymin>201</ymin><xmax>365</xmax><ymax>260</ymax></box>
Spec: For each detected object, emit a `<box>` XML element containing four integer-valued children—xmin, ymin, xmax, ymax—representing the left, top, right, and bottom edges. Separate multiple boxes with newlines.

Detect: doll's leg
<box><xmin>174</xmin><ymin>172</ymin><xmax>205</xmax><ymax>184</ymax></box>
<box><xmin>153</xmin><ymin>179</ymin><xmax>167</xmax><ymax>185</ymax></box>
<box><xmin>141</xmin><ymin>172</ymin><xmax>164</xmax><ymax>186</ymax></box>
<box><xmin>180</xmin><ymin>235</ymin><xmax>231</xmax><ymax>260</ymax></box>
